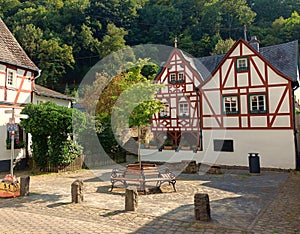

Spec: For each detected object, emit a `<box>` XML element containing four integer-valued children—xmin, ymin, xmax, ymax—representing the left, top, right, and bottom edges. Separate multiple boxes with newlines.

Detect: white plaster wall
<box><xmin>0</xmin><ymin>73</ymin><xmax>5</xmax><ymax>86</ymax></box>
<box><xmin>198</xmin><ymin>129</ymin><xmax>296</xmax><ymax>169</ymax></box>
<box><xmin>33</xmin><ymin>95</ymin><xmax>71</xmax><ymax>107</ymax></box>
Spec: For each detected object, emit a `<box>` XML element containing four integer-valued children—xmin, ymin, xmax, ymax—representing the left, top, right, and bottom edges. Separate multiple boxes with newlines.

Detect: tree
<box><xmin>212</xmin><ymin>38</ymin><xmax>236</xmax><ymax>55</ymax></box>
<box><xmin>37</xmin><ymin>39</ymin><xmax>75</xmax><ymax>89</ymax></box>
<box><xmin>112</xmin><ymin>81</ymin><xmax>164</xmax><ymax>168</ymax></box>
<box><xmin>20</xmin><ymin>102</ymin><xmax>86</xmax><ymax>168</ymax></box>
<box><xmin>218</xmin><ymin>0</ymin><xmax>256</xmax><ymax>39</ymax></box>
<box><xmin>99</xmin><ymin>23</ymin><xmax>128</xmax><ymax>58</ymax></box>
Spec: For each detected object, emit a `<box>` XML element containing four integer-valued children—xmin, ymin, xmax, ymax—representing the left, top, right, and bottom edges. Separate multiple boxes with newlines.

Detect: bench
<box><xmin>110</xmin><ymin>163</ymin><xmax>176</xmax><ymax>194</ymax></box>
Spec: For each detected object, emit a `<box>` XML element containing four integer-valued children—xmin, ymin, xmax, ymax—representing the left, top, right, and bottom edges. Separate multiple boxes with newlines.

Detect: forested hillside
<box><xmin>0</xmin><ymin>0</ymin><xmax>299</xmax><ymax>93</ymax></box>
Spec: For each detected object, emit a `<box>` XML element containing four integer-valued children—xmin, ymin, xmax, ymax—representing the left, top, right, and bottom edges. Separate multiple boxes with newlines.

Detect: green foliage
<box><xmin>20</xmin><ymin>102</ymin><xmax>86</xmax><ymax>167</ymax></box>
<box><xmin>212</xmin><ymin>38</ymin><xmax>236</xmax><ymax>55</ymax></box>
<box><xmin>49</xmin><ymin>138</ymin><xmax>83</xmax><ymax>166</ymax></box>
<box><xmin>96</xmin><ymin>113</ymin><xmax>121</xmax><ymax>154</ymax></box>
<box><xmin>113</xmin><ymin>80</ymin><xmax>164</xmax><ymax>128</ymax></box>
<box><xmin>0</xmin><ymin>0</ymin><xmax>299</xmax><ymax>92</ymax></box>
<box><xmin>6</xmin><ymin>138</ymin><xmax>26</xmax><ymax>149</ymax></box>
<box><xmin>37</xmin><ymin>38</ymin><xmax>75</xmax><ymax>89</ymax></box>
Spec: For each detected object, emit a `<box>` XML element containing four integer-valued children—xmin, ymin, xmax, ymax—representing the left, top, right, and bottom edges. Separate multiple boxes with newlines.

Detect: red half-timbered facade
<box><xmin>199</xmin><ymin>39</ymin><xmax>299</xmax><ymax>169</ymax></box>
<box><xmin>150</xmin><ymin>38</ymin><xmax>299</xmax><ymax>169</ymax></box>
<box><xmin>201</xmin><ymin>39</ymin><xmax>294</xmax><ymax>130</ymax></box>
<box><xmin>0</xmin><ymin>18</ymin><xmax>40</xmax><ymax>171</ymax></box>
<box><xmin>151</xmin><ymin>49</ymin><xmax>204</xmax><ymax>148</ymax></box>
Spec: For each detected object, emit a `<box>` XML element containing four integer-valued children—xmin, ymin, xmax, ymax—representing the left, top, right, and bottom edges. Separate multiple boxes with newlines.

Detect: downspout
<box><xmin>27</xmin><ymin>69</ymin><xmax>42</xmax><ymax>160</ymax></box>
<box><xmin>292</xmin><ymin>80</ymin><xmax>300</xmax><ymax>170</ymax></box>
<box><xmin>195</xmin><ymin>87</ymin><xmax>203</xmax><ymax>151</ymax></box>
<box><xmin>31</xmin><ymin>69</ymin><xmax>42</xmax><ymax>103</ymax></box>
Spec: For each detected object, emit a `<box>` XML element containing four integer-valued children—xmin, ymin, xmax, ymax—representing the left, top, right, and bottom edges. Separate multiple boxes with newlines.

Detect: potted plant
<box><xmin>164</xmin><ymin>140</ymin><xmax>173</xmax><ymax>150</ymax></box>
<box><xmin>6</xmin><ymin>138</ymin><xmax>26</xmax><ymax>149</ymax></box>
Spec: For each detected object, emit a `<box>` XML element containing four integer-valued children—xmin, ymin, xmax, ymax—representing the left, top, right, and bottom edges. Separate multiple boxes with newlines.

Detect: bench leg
<box><xmin>170</xmin><ymin>181</ymin><xmax>176</xmax><ymax>192</ymax></box>
<box><xmin>110</xmin><ymin>181</ymin><xmax>115</xmax><ymax>191</ymax></box>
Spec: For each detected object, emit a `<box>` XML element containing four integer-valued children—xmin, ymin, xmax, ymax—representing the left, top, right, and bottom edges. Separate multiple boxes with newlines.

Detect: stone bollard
<box><xmin>125</xmin><ymin>186</ymin><xmax>138</xmax><ymax>211</ymax></box>
<box><xmin>182</xmin><ymin>160</ymin><xmax>198</xmax><ymax>174</ymax></box>
<box><xmin>71</xmin><ymin>179</ymin><xmax>84</xmax><ymax>203</ymax></box>
<box><xmin>194</xmin><ymin>193</ymin><xmax>211</xmax><ymax>221</ymax></box>
<box><xmin>20</xmin><ymin>176</ymin><xmax>30</xmax><ymax>196</ymax></box>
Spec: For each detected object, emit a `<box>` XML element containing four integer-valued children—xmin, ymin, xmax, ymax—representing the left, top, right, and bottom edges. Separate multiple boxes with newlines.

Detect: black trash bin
<box><xmin>248</xmin><ymin>153</ymin><xmax>260</xmax><ymax>174</ymax></box>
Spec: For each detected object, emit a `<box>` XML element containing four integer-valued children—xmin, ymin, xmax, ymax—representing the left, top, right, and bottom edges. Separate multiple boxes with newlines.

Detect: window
<box><xmin>178</xmin><ymin>73</ymin><xmax>185</xmax><ymax>83</ymax></box>
<box><xmin>169</xmin><ymin>73</ymin><xmax>176</xmax><ymax>83</ymax></box>
<box><xmin>223</xmin><ymin>96</ymin><xmax>238</xmax><ymax>114</ymax></box>
<box><xmin>168</xmin><ymin>72</ymin><xmax>185</xmax><ymax>84</ymax></box>
<box><xmin>6</xmin><ymin>69</ymin><xmax>16</xmax><ymax>87</ymax></box>
<box><xmin>179</xmin><ymin>102</ymin><xmax>189</xmax><ymax>117</ymax></box>
<box><xmin>214</xmin><ymin>139</ymin><xmax>234</xmax><ymax>152</ymax></box>
<box><xmin>159</xmin><ymin>103</ymin><xmax>170</xmax><ymax>118</ymax></box>
<box><xmin>249</xmin><ymin>94</ymin><xmax>267</xmax><ymax>113</ymax></box>
<box><xmin>236</xmin><ymin>57</ymin><xmax>248</xmax><ymax>71</ymax></box>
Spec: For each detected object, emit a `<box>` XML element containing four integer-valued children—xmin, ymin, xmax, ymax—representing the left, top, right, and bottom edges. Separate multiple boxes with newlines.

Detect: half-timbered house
<box><xmin>151</xmin><ymin>38</ymin><xmax>299</xmax><ymax>169</ymax></box>
<box><xmin>151</xmin><ymin>48</ymin><xmax>207</xmax><ymax>149</ymax></box>
<box><xmin>0</xmin><ymin>18</ymin><xmax>40</xmax><ymax>171</ymax></box>
<box><xmin>199</xmin><ymin>38</ymin><xmax>299</xmax><ymax>169</ymax></box>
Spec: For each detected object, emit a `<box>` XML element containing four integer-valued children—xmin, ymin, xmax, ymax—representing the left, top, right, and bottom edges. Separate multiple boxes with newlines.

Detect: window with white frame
<box><xmin>223</xmin><ymin>96</ymin><xmax>238</xmax><ymax>114</ymax></box>
<box><xmin>159</xmin><ymin>103</ymin><xmax>170</xmax><ymax>118</ymax></box>
<box><xmin>6</xmin><ymin>69</ymin><xmax>16</xmax><ymax>87</ymax></box>
<box><xmin>169</xmin><ymin>72</ymin><xmax>185</xmax><ymax>84</ymax></box>
<box><xmin>169</xmin><ymin>73</ymin><xmax>176</xmax><ymax>83</ymax></box>
<box><xmin>178</xmin><ymin>102</ymin><xmax>189</xmax><ymax>117</ymax></box>
<box><xmin>236</xmin><ymin>57</ymin><xmax>248</xmax><ymax>71</ymax></box>
<box><xmin>178</xmin><ymin>72</ymin><xmax>185</xmax><ymax>82</ymax></box>
<box><xmin>249</xmin><ymin>94</ymin><xmax>267</xmax><ymax>113</ymax></box>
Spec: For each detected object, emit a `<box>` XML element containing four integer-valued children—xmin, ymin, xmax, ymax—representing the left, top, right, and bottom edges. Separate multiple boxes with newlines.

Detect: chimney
<box><xmin>249</xmin><ymin>36</ymin><xmax>260</xmax><ymax>52</ymax></box>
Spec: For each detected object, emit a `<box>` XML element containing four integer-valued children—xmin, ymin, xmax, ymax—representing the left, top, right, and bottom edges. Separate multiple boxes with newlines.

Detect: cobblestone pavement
<box><xmin>0</xmin><ymin>165</ymin><xmax>299</xmax><ymax>233</ymax></box>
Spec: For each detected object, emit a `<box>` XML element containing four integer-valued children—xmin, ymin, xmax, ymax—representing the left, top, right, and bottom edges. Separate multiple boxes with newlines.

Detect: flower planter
<box><xmin>149</xmin><ymin>145</ymin><xmax>157</xmax><ymax>149</ymax></box>
<box><xmin>181</xmin><ymin>146</ymin><xmax>191</xmax><ymax>150</ymax></box>
<box><xmin>163</xmin><ymin>146</ymin><xmax>173</xmax><ymax>150</ymax></box>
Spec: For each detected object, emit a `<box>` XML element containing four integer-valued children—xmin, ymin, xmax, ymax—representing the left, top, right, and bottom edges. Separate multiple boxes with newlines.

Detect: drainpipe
<box><xmin>34</xmin><ymin>69</ymin><xmax>42</xmax><ymax>80</ymax></box>
<box><xmin>292</xmin><ymin>80</ymin><xmax>300</xmax><ymax>170</ymax></box>
<box><xmin>195</xmin><ymin>87</ymin><xmax>203</xmax><ymax>151</ymax></box>
<box><xmin>31</xmin><ymin>70</ymin><xmax>42</xmax><ymax>103</ymax></box>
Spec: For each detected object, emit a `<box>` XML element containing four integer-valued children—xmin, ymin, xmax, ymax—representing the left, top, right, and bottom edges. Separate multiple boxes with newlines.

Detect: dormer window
<box><xmin>6</xmin><ymin>69</ymin><xmax>16</xmax><ymax>88</ymax></box>
<box><xmin>236</xmin><ymin>57</ymin><xmax>248</xmax><ymax>71</ymax></box>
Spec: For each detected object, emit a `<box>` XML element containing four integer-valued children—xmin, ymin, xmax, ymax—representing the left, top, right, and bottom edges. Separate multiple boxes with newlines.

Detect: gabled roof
<box><xmin>260</xmin><ymin>40</ymin><xmax>298</xmax><ymax>81</ymax></box>
<box><xmin>198</xmin><ymin>40</ymin><xmax>299</xmax><ymax>81</ymax></box>
<box><xmin>154</xmin><ymin>48</ymin><xmax>205</xmax><ymax>82</ymax></box>
<box><xmin>198</xmin><ymin>54</ymin><xmax>225</xmax><ymax>80</ymax></box>
<box><xmin>0</xmin><ymin>18</ymin><xmax>39</xmax><ymax>72</ymax></box>
<box><xmin>34</xmin><ymin>84</ymin><xmax>75</xmax><ymax>101</ymax></box>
